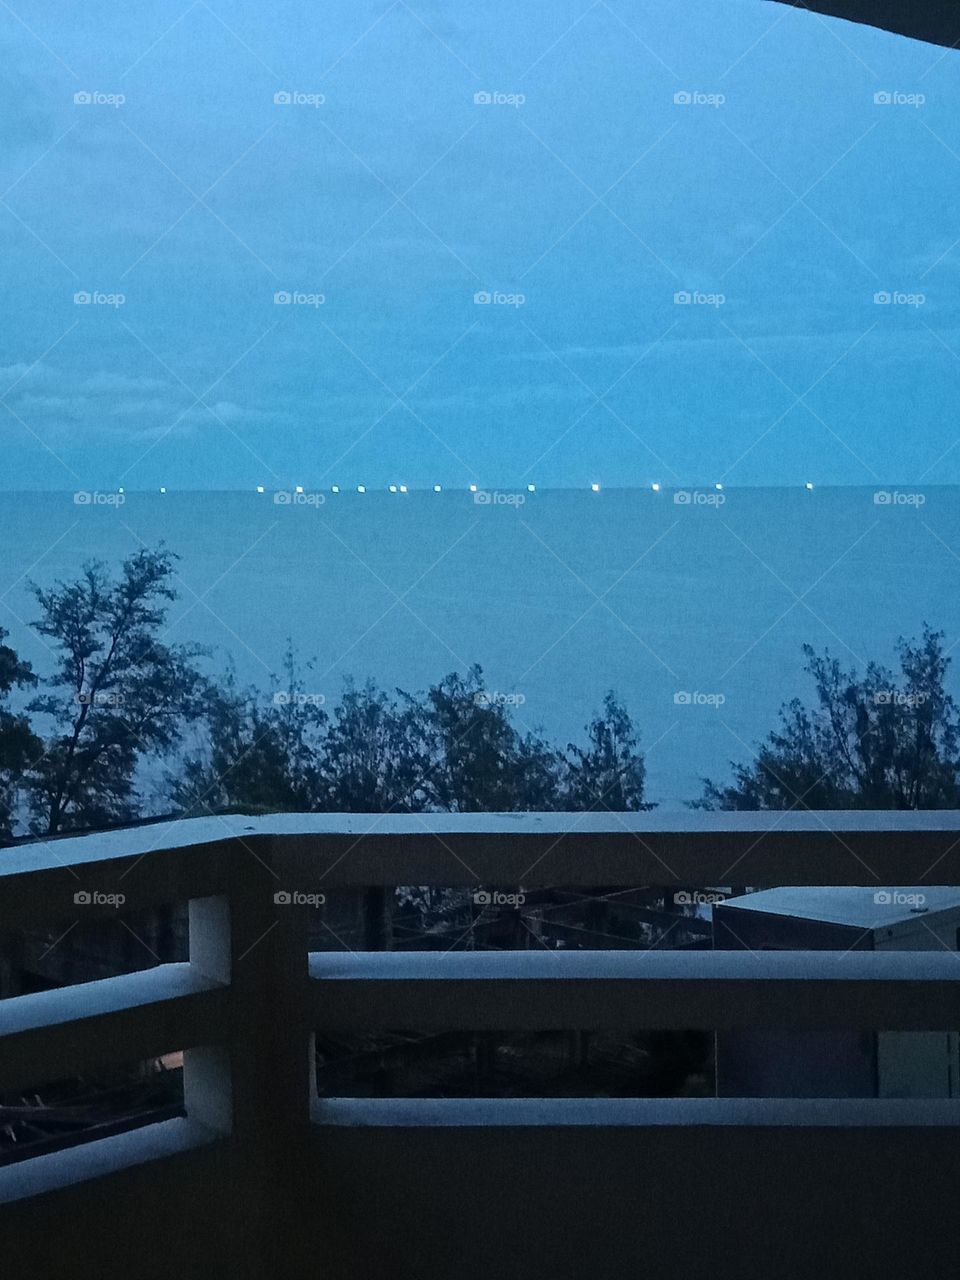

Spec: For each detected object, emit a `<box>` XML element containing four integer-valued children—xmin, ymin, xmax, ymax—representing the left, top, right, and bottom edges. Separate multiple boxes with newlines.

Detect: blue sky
<box><xmin>2</xmin><ymin>0</ymin><xmax>959</xmax><ymax>491</ymax></box>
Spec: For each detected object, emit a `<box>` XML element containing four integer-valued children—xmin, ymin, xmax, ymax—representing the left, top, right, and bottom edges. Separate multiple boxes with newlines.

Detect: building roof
<box><xmin>719</xmin><ymin>885</ymin><xmax>960</xmax><ymax>929</ymax></box>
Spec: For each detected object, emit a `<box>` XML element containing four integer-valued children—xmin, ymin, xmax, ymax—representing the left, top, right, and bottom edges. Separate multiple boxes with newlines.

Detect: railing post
<box><xmin>186</xmin><ymin>842</ymin><xmax>313</xmax><ymax>1262</ymax></box>
<box><xmin>184</xmin><ymin>896</ymin><xmax>233</xmax><ymax>1137</ymax></box>
<box><xmin>188</xmin><ymin>894</ymin><xmax>231</xmax><ymax>985</ymax></box>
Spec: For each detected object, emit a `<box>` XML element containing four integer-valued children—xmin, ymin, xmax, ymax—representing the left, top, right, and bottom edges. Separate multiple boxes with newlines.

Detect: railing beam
<box><xmin>309</xmin><ymin>949</ymin><xmax>960</xmax><ymax>1031</ymax></box>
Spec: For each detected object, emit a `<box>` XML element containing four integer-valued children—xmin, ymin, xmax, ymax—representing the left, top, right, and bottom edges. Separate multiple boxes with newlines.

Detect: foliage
<box><xmin>174</xmin><ymin>663</ymin><xmax>652</xmax><ymax>817</ymax></box>
<box><xmin>0</xmin><ymin>545</ymin><xmax>654</xmax><ymax>834</ymax></box>
<box><xmin>27</xmin><ymin>547</ymin><xmax>206</xmax><ymax>834</ymax></box>
<box><xmin>415</xmin><ymin>666</ymin><xmax>562</xmax><ymax>812</ymax></box>
<box><xmin>0</xmin><ymin>627</ymin><xmax>41</xmax><ymax>840</ymax></box>
<box><xmin>316</xmin><ymin>679</ymin><xmax>430</xmax><ymax>812</ymax></box>
<box><xmin>563</xmin><ymin>692</ymin><xmax>653</xmax><ymax>811</ymax></box>
<box><xmin>700</xmin><ymin>627</ymin><xmax>960</xmax><ymax>810</ymax></box>
<box><xmin>171</xmin><ymin>648</ymin><xmax>327</xmax><ymax>815</ymax></box>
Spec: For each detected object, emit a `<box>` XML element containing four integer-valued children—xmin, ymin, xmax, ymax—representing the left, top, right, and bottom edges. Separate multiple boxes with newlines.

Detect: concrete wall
<box><xmin>1</xmin><ymin>1113</ymin><xmax>959</xmax><ymax>1280</ymax></box>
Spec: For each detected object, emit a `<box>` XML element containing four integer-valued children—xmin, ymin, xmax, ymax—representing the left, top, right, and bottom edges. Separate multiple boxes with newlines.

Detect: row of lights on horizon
<box><xmin>250</xmin><ymin>481</ymin><xmax>818</xmax><ymax>493</ymax></box>
<box><xmin>114</xmin><ymin>482</ymin><xmax>819</xmax><ymax>494</ymax></box>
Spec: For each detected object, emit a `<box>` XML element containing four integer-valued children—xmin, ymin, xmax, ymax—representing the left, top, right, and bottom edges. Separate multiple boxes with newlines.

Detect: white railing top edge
<box><xmin>254</xmin><ymin>809</ymin><xmax>960</xmax><ymax>834</ymax></box>
<box><xmin>308</xmin><ymin>948</ymin><xmax>960</xmax><ymax>982</ymax></box>
<box><xmin>0</xmin><ymin>963</ymin><xmax>222</xmax><ymax>1038</ymax></box>
<box><xmin>0</xmin><ymin>1118</ymin><xmax>219</xmax><ymax>1207</ymax></box>
<box><xmin>0</xmin><ymin>814</ymin><xmax>261</xmax><ymax>878</ymax></box>
<box><xmin>5</xmin><ymin>808</ymin><xmax>960</xmax><ymax>878</ymax></box>
<box><xmin>312</xmin><ymin>1096</ymin><xmax>960</xmax><ymax>1129</ymax></box>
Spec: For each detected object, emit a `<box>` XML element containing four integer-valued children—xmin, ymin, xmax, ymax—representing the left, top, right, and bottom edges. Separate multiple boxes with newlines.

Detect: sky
<box><xmin>2</xmin><ymin>0</ymin><xmax>960</xmax><ymax>492</ymax></box>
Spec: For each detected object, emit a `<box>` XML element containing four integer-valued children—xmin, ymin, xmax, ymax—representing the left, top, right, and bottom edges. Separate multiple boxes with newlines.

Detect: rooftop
<box><xmin>720</xmin><ymin>885</ymin><xmax>960</xmax><ymax>928</ymax></box>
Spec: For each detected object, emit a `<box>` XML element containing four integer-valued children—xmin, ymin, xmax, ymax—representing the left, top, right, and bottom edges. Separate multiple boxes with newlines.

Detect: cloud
<box><xmin>2</xmin><ymin>358</ymin><xmax>270</xmax><ymax>438</ymax></box>
<box><xmin>17</xmin><ymin>394</ymin><xmax>87</xmax><ymax>414</ymax></box>
<box><xmin>177</xmin><ymin>400</ymin><xmax>253</xmax><ymax>425</ymax></box>
<box><xmin>81</xmin><ymin>372</ymin><xmax>170</xmax><ymax>394</ymax></box>
<box><xmin>0</xmin><ymin>361</ymin><xmax>50</xmax><ymax>388</ymax></box>
<box><xmin>109</xmin><ymin>398</ymin><xmax>175</xmax><ymax>417</ymax></box>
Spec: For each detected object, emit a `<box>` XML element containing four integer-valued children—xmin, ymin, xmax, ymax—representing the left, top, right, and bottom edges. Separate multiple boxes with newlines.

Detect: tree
<box><xmin>171</xmin><ymin>650</ymin><xmax>327</xmax><ymax>815</ymax></box>
<box><xmin>563</xmin><ymin>692</ymin><xmax>653</xmax><ymax>811</ymax></box>
<box><xmin>700</xmin><ymin>626</ymin><xmax>960</xmax><ymax>810</ymax></box>
<box><xmin>27</xmin><ymin>547</ymin><xmax>206</xmax><ymax>834</ymax></box>
<box><xmin>175</xmin><ymin>658</ymin><xmax>656</xmax><ymax>821</ymax></box>
<box><xmin>0</xmin><ymin>627</ymin><xmax>41</xmax><ymax>841</ymax></box>
<box><xmin>177</xmin><ymin>672</ymin><xmax>429</xmax><ymax>817</ymax></box>
<box><xmin>317</xmin><ymin>679</ymin><xmax>430</xmax><ymax>813</ymax></box>
<box><xmin>416</xmin><ymin>666</ymin><xmax>562</xmax><ymax>812</ymax></box>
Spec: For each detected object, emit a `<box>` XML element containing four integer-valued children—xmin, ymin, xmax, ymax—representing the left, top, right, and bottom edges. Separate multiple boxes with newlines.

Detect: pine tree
<box><xmin>700</xmin><ymin>626</ymin><xmax>960</xmax><ymax>810</ymax></box>
<box><xmin>27</xmin><ymin>547</ymin><xmax>206</xmax><ymax>834</ymax></box>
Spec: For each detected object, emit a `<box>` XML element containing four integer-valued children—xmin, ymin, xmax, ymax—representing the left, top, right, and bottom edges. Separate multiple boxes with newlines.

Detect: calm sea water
<box><xmin>1</xmin><ymin>487</ymin><xmax>958</xmax><ymax>807</ymax></box>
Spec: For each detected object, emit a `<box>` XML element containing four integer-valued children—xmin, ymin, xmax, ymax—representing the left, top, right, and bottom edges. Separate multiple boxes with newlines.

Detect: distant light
<box><xmin>159</xmin><ymin>486</ymin><xmax>166</xmax><ymax>494</ymax></box>
<box><xmin>256</xmin><ymin>485</ymin><xmax>265</xmax><ymax>493</ymax></box>
<box><xmin>434</xmin><ymin>484</ymin><xmax>442</xmax><ymax>492</ymax></box>
<box><xmin>389</xmin><ymin>485</ymin><xmax>398</xmax><ymax>493</ymax></box>
<box><xmin>591</xmin><ymin>483</ymin><xmax>600</xmax><ymax>492</ymax></box>
<box><xmin>331</xmin><ymin>485</ymin><xmax>340</xmax><ymax>493</ymax></box>
<box><xmin>715</xmin><ymin>483</ymin><xmax>723</xmax><ymax>491</ymax></box>
<box><xmin>469</xmin><ymin>484</ymin><xmax>478</xmax><ymax>493</ymax></box>
<box><xmin>527</xmin><ymin>484</ymin><xmax>536</xmax><ymax>492</ymax></box>
<box><xmin>805</xmin><ymin>482</ymin><xmax>814</xmax><ymax>490</ymax></box>
<box><xmin>118</xmin><ymin>487</ymin><xmax>124</xmax><ymax>494</ymax></box>
<box><xmin>651</xmin><ymin>482</ymin><xmax>660</xmax><ymax>492</ymax></box>
<box><xmin>399</xmin><ymin>485</ymin><xmax>408</xmax><ymax>493</ymax></box>
<box><xmin>357</xmin><ymin>485</ymin><xmax>366</xmax><ymax>493</ymax></box>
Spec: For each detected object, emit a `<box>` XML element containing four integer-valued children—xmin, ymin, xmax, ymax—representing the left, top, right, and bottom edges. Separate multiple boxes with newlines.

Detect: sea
<box><xmin>1</xmin><ymin>486</ymin><xmax>957</xmax><ymax>808</ymax></box>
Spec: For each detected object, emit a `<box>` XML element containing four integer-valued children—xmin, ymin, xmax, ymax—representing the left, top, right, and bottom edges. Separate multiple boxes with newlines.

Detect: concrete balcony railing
<box><xmin>1</xmin><ymin>811</ymin><xmax>960</xmax><ymax>1280</ymax></box>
